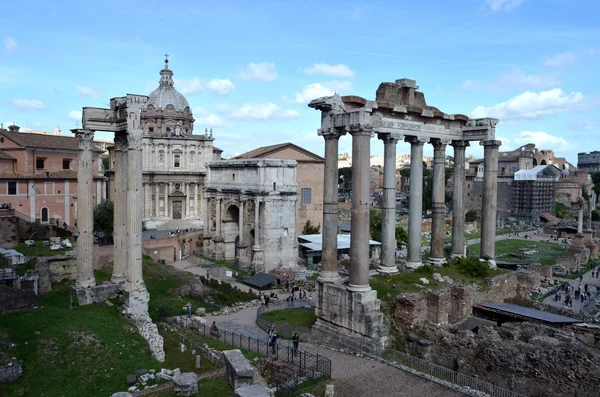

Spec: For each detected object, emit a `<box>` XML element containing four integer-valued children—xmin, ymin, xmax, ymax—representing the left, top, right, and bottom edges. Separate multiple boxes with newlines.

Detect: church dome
<box><xmin>146</xmin><ymin>59</ymin><xmax>190</xmax><ymax>112</ymax></box>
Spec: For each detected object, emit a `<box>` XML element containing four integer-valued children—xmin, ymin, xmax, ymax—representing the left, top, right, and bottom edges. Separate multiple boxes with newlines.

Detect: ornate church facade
<box><xmin>107</xmin><ymin>59</ymin><xmax>221</xmax><ymax>229</ymax></box>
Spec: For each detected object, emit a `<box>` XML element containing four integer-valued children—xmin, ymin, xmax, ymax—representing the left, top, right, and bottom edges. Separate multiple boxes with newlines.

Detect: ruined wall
<box><xmin>142</xmin><ymin>231</ymin><xmax>202</xmax><ymax>264</ymax></box>
<box><xmin>30</xmin><ymin>255</ymin><xmax>77</xmax><ymax>294</ymax></box>
<box><xmin>394</xmin><ymin>272</ymin><xmax>541</xmax><ymax>329</ymax></box>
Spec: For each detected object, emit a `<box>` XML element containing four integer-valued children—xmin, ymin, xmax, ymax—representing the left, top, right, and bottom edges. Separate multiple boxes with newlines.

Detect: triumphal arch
<box><xmin>70</xmin><ymin>94</ymin><xmax>165</xmax><ymax>361</ymax></box>
<box><xmin>309</xmin><ymin>78</ymin><xmax>500</xmax><ymax>354</ymax></box>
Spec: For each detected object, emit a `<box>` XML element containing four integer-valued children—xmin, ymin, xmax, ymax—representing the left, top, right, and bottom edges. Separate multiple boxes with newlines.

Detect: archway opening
<box><xmin>41</xmin><ymin>207</ymin><xmax>49</xmax><ymax>223</ymax></box>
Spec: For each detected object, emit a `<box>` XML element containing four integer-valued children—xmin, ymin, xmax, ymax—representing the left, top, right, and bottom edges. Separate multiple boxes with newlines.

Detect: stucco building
<box><xmin>0</xmin><ymin>124</ymin><xmax>106</xmax><ymax>225</ymax></box>
<box><xmin>234</xmin><ymin>143</ymin><xmax>324</xmax><ymax>235</ymax></box>
<box><xmin>106</xmin><ymin>58</ymin><xmax>222</xmax><ymax>230</ymax></box>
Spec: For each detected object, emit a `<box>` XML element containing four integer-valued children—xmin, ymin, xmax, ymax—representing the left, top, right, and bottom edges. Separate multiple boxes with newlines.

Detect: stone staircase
<box><xmin>155</xmin><ymin>219</ymin><xmax>202</xmax><ymax>231</ymax></box>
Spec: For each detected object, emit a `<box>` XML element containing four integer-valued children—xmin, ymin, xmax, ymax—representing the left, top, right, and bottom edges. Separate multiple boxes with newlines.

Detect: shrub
<box><xmin>415</xmin><ymin>264</ymin><xmax>435</xmax><ymax>275</ymax></box>
<box><xmin>448</xmin><ymin>256</ymin><xmax>490</xmax><ymax>278</ymax></box>
<box><xmin>465</xmin><ymin>209</ymin><xmax>479</xmax><ymax>223</ymax></box>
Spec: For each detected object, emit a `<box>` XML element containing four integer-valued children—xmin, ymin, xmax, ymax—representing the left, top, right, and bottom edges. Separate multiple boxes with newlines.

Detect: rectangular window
<box><xmin>63</xmin><ymin>159</ymin><xmax>72</xmax><ymax>170</ymax></box>
<box><xmin>174</xmin><ymin>155</ymin><xmax>181</xmax><ymax>168</ymax></box>
<box><xmin>149</xmin><ymin>127</ymin><xmax>154</xmax><ymax>133</ymax></box>
<box><xmin>7</xmin><ymin>181</ymin><xmax>17</xmax><ymax>195</ymax></box>
<box><xmin>301</xmin><ymin>188</ymin><xmax>312</xmax><ymax>204</ymax></box>
<box><xmin>36</xmin><ymin>158</ymin><xmax>45</xmax><ymax>169</ymax></box>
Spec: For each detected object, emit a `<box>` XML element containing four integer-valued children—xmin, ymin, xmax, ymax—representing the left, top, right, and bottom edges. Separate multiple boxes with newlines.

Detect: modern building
<box><xmin>234</xmin><ymin>142</ymin><xmax>324</xmax><ymax>236</ymax></box>
<box><xmin>511</xmin><ymin>165</ymin><xmax>561</xmax><ymax>223</ymax></box>
<box><xmin>577</xmin><ymin>151</ymin><xmax>600</xmax><ymax>173</ymax></box>
<box><xmin>0</xmin><ymin>124</ymin><xmax>106</xmax><ymax>225</ymax></box>
<box><xmin>106</xmin><ymin>58</ymin><xmax>222</xmax><ymax>230</ymax></box>
<box><xmin>297</xmin><ymin>234</ymin><xmax>381</xmax><ymax>269</ymax></box>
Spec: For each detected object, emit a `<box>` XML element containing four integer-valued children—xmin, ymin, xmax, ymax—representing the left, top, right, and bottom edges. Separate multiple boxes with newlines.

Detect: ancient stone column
<box><xmin>429</xmin><ymin>139</ymin><xmax>447</xmax><ymax>264</ymax></box>
<box><xmin>254</xmin><ymin>199</ymin><xmax>260</xmax><ymax>246</ymax></box>
<box><xmin>112</xmin><ymin>132</ymin><xmax>128</xmax><ymax>284</ymax></box>
<box><xmin>451</xmin><ymin>140</ymin><xmax>469</xmax><ymax>257</ymax></box>
<box><xmin>377</xmin><ymin>134</ymin><xmax>400</xmax><ymax>274</ymax></box>
<box><xmin>239</xmin><ymin>200</ymin><xmax>245</xmax><ymax>244</ymax></box>
<box><xmin>216</xmin><ymin>198</ymin><xmax>222</xmax><ymax>236</ymax></box>
<box><xmin>74</xmin><ymin>129</ymin><xmax>96</xmax><ymax>288</ymax></box>
<box><xmin>406</xmin><ymin>136</ymin><xmax>425</xmax><ymax>268</ymax></box>
<box><xmin>480</xmin><ymin>140</ymin><xmax>501</xmax><ymax>265</ymax></box>
<box><xmin>204</xmin><ymin>197</ymin><xmax>211</xmax><ymax>233</ymax></box>
<box><xmin>347</xmin><ymin>124</ymin><xmax>373</xmax><ymax>292</ymax></box>
<box><xmin>126</xmin><ymin>130</ymin><xmax>145</xmax><ymax>291</ymax></box>
<box><xmin>319</xmin><ymin>127</ymin><xmax>344</xmax><ymax>282</ymax></box>
<box><xmin>578</xmin><ymin>209</ymin><xmax>584</xmax><ymax>234</ymax></box>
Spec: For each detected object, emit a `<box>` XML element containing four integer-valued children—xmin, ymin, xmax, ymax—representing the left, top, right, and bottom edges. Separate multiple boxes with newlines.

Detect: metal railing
<box><xmin>384</xmin><ymin>349</ymin><xmax>526</xmax><ymax>397</ymax></box>
<box><xmin>159</xmin><ymin>308</ymin><xmax>332</xmax><ymax>385</ymax></box>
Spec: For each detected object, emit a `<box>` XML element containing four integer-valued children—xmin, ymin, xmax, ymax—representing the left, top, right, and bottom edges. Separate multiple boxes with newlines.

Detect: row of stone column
<box><xmin>204</xmin><ymin>197</ymin><xmax>262</xmax><ymax>249</ymax></box>
<box><xmin>74</xmin><ymin>129</ymin><xmax>145</xmax><ymax>292</ymax></box>
<box><xmin>318</xmin><ymin>124</ymin><xmax>500</xmax><ymax>291</ymax></box>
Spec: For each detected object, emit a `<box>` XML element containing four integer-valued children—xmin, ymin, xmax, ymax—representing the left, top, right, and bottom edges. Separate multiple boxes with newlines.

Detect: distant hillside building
<box><xmin>577</xmin><ymin>151</ymin><xmax>600</xmax><ymax>173</ymax></box>
<box><xmin>511</xmin><ymin>165</ymin><xmax>561</xmax><ymax>223</ymax></box>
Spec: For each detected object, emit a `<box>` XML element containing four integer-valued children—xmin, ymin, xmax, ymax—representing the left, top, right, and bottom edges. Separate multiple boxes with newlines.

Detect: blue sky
<box><xmin>1</xmin><ymin>0</ymin><xmax>598</xmax><ymax>163</ymax></box>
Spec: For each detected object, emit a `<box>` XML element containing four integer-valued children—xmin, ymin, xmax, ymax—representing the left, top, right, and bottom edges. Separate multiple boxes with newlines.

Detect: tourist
<box><xmin>579</xmin><ymin>275</ymin><xmax>584</xmax><ymax>283</ymax></box>
<box><xmin>285</xmin><ymin>279</ymin><xmax>290</xmax><ymax>292</ymax></box>
<box><xmin>292</xmin><ymin>332</ymin><xmax>300</xmax><ymax>356</ymax></box>
<box><xmin>260</xmin><ymin>293</ymin><xmax>265</xmax><ymax>306</ymax></box>
<box><xmin>265</xmin><ymin>295</ymin><xmax>270</xmax><ymax>308</ymax></box>
<box><xmin>269</xmin><ymin>331</ymin><xmax>278</xmax><ymax>355</ymax></box>
<box><xmin>268</xmin><ymin>321</ymin><xmax>275</xmax><ymax>336</ymax></box>
<box><xmin>56</xmin><ymin>218</ymin><xmax>60</xmax><ymax>227</ymax></box>
<box><xmin>63</xmin><ymin>221</ymin><xmax>68</xmax><ymax>229</ymax></box>
<box><xmin>210</xmin><ymin>321</ymin><xmax>219</xmax><ymax>338</ymax></box>
<box><xmin>186</xmin><ymin>302</ymin><xmax>192</xmax><ymax>319</ymax></box>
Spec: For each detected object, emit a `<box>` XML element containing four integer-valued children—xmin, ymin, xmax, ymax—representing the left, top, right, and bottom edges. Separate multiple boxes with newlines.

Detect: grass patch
<box><xmin>467</xmin><ymin>238</ymin><xmax>567</xmax><ymax>265</ymax></box>
<box><xmin>14</xmin><ymin>241</ymin><xmax>70</xmax><ymax>257</ymax></box>
<box><xmin>262</xmin><ymin>308</ymin><xmax>317</xmax><ymax>328</ymax></box>
<box><xmin>145</xmin><ymin>378</ymin><xmax>231</xmax><ymax>396</ymax></box>
<box><xmin>0</xmin><ymin>284</ymin><xmax>159</xmax><ymax>397</ymax></box>
<box><xmin>177</xmin><ymin>328</ymin><xmax>262</xmax><ymax>361</ymax></box>
<box><xmin>160</xmin><ymin>327</ymin><xmax>220</xmax><ymax>374</ymax></box>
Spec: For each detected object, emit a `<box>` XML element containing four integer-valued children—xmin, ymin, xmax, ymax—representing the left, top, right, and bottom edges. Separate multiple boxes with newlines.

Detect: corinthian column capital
<box><xmin>346</xmin><ymin>123</ymin><xmax>374</xmax><ymax>137</ymax></box>
<box><xmin>318</xmin><ymin>126</ymin><xmax>346</xmax><ymax>140</ymax></box>
<box><xmin>73</xmin><ymin>129</ymin><xmax>95</xmax><ymax>151</ymax></box>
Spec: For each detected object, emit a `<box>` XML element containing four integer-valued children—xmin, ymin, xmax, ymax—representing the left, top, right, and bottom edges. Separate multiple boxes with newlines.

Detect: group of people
<box><xmin>0</xmin><ymin>203</ymin><xmax>12</xmax><ymax>210</ymax></box>
<box><xmin>555</xmin><ymin>280</ymin><xmax>598</xmax><ymax>307</ymax></box>
<box><xmin>266</xmin><ymin>321</ymin><xmax>300</xmax><ymax>356</ymax></box>
<box><xmin>259</xmin><ymin>292</ymin><xmax>278</xmax><ymax>307</ymax></box>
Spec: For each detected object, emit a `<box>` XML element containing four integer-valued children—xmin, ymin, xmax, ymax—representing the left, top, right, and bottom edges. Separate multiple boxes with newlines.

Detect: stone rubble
<box><xmin>172</xmin><ymin>372</ymin><xmax>199</xmax><ymax>396</ymax></box>
<box><xmin>211</xmin><ymin>300</ymin><xmax>259</xmax><ymax>316</ymax></box>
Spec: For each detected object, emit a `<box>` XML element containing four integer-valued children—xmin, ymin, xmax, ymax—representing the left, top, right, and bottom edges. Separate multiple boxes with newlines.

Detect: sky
<box><xmin>1</xmin><ymin>0</ymin><xmax>599</xmax><ymax>163</ymax></box>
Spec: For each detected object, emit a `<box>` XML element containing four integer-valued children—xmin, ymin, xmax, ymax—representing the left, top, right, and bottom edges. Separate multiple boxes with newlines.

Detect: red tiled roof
<box><xmin>0</xmin><ymin>130</ymin><xmax>103</xmax><ymax>152</ymax></box>
<box><xmin>234</xmin><ymin>142</ymin><xmax>324</xmax><ymax>162</ymax></box>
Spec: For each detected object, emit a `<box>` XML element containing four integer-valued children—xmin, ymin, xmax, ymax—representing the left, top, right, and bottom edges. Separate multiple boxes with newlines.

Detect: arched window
<box><xmin>41</xmin><ymin>207</ymin><xmax>49</xmax><ymax>223</ymax></box>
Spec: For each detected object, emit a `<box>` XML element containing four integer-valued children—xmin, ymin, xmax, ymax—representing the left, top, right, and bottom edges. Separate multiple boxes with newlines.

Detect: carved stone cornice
<box><xmin>377</xmin><ymin>132</ymin><xmax>402</xmax><ymax>144</ymax></box>
<box><xmin>318</xmin><ymin>126</ymin><xmax>345</xmax><ymax>140</ymax></box>
<box><xmin>346</xmin><ymin>123</ymin><xmax>374</xmax><ymax>137</ymax></box>
<box><xmin>480</xmin><ymin>139</ymin><xmax>502</xmax><ymax>148</ymax></box>
<box><xmin>451</xmin><ymin>140</ymin><xmax>470</xmax><ymax>149</ymax></box>
<box><xmin>74</xmin><ymin>129</ymin><xmax>95</xmax><ymax>151</ymax></box>
<box><xmin>404</xmin><ymin>135</ymin><xmax>428</xmax><ymax>145</ymax></box>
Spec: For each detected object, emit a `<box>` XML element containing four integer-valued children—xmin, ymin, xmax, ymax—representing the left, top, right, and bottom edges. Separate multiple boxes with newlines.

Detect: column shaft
<box><xmin>319</xmin><ymin>129</ymin><xmax>343</xmax><ymax>282</ymax></box>
<box><xmin>216</xmin><ymin>198</ymin><xmax>222</xmax><ymax>236</ymax></box>
<box><xmin>126</xmin><ymin>131</ymin><xmax>144</xmax><ymax>291</ymax></box>
<box><xmin>480</xmin><ymin>140</ymin><xmax>501</xmax><ymax>263</ymax></box>
<box><xmin>406</xmin><ymin>137</ymin><xmax>424</xmax><ymax>268</ymax></box>
<box><xmin>112</xmin><ymin>132</ymin><xmax>128</xmax><ymax>284</ymax></box>
<box><xmin>195</xmin><ymin>184</ymin><xmax>199</xmax><ymax>219</ymax></box>
<box><xmin>74</xmin><ymin>129</ymin><xmax>96</xmax><ymax>288</ymax></box>
<box><xmin>378</xmin><ymin>135</ymin><xmax>399</xmax><ymax>274</ymax></box>
<box><xmin>239</xmin><ymin>200</ymin><xmax>245</xmax><ymax>244</ymax></box>
<box><xmin>451</xmin><ymin>141</ymin><xmax>469</xmax><ymax>256</ymax></box>
<box><xmin>429</xmin><ymin>140</ymin><xmax>447</xmax><ymax>263</ymax></box>
<box><xmin>348</xmin><ymin>125</ymin><xmax>372</xmax><ymax>292</ymax></box>
<box><xmin>254</xmin><ymin>199</ymin><xmax>260</xmax><ymax>246</ymax></box>
<box><xmin>204</xmin><ymin>197</ymin><xmax>210</xmax><ymax>233</ymax></box>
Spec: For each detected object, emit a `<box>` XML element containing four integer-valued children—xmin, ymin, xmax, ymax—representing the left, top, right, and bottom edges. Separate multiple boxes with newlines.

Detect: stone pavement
<box><xmin>542</xmin><ymin>268</ymin><xmax>600</xmax><ymax>312</ymax></box>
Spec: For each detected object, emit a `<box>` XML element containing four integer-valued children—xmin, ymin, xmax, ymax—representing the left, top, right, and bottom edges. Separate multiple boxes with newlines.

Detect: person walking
<box><xmin>186</xmin><ymin>302</ymin><xmax>192</xmax><ymax>319</ymax></box>
<box><xmin>210</xmin><ymin>321</ymin><xmax>219</xmax><ymax>338</ymax></box>
<box><xmin>292</xmin><ymin>332</ymin><xmax>300</xmax><ymax>357</ymax></box>
<box><xmin>269</xmin><ymin>331</ymin><xmax>278</xmax><ymax>355</ymax></box>
<box><xmin>268</xmin><ymin>321</ymin><xmax>275</xmax><ymax>336</ymax></box>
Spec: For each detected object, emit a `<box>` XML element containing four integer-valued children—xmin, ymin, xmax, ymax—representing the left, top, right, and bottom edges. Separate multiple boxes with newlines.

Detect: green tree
<box><xmin>370</xmin><ymin>208</ymin><xmax>408</xmax><ymax>248</ymax></box>
<box><xmin>302</xmin><ymin>220</ymin><xmax>321</xmax><ymax>234</ymax></box>
<box><xmin>399</xmin><ymin>168</ymin><xmax>411</xmax><ymax>178</ymax></box>
<box><xmin>101</xmin><ymin>155</ymin><xmax>110</xmax><ymax>171</ymax></box>
<box><xmin>555</xmin><ymin>202</ymin><xmax>569</xmax><ymax>219</ymax></box>
<box><xmin>465</xmin><ymin>209</ymin><xmax>479</xmax><ymax>223</ymax></box>
<box><xmin>593</xmin><ymin>210</ymin><xmax>600</xmax><ymax>222</ymax></box>
<box><xmin>338</xmin><ymin>167</ymin><xmax>352</xmax><ymax>190</ymax></box>
<box><xmin>94</xmin><ymin>201</ymin><xmax>114</xmax><ymax>236</ymax></box>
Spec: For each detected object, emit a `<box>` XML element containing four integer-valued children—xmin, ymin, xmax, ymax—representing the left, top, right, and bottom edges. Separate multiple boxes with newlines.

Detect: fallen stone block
<box><xmin>111</xmin><ymin>393</ymin><xmax>133</xmax><ymax>397</ymax></box>
<box><xmin>419</xmin><ymin>277</ymin><xmax>430</xmax><ymax>285</ymax></box>
<box><xmin>173</xmin><ymin>372</ymin><xmax>199</xmax><ymax>396</ymax></box>
<box><xmin>325</xmin><ymin>384</ymin><xmax>335</xmax><ymax>397</ymax></box>
<box><xmin>223</xmin><ymin>349</ymin><xmax>255</xmax><ymax>389</ymax></box>
<box><xmin>126</xmin><ymin>374</ymin><xmax>137</xmax><ymax>385</ymax></box>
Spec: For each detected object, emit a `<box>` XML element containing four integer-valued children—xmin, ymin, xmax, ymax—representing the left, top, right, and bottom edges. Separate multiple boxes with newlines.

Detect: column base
<box><xmin>111</xmin><ymin>273</ymin><xmax>126</xmax><ymax>284</ymax></box>
<box><xmin>317</xmin><ymin>271</ymin><xmax>342</xmax><ymax>283</ymax></box>
<box><xmin>346</xmin><ymin>283</ymin><xmax>372</xmax><ymax>292</ymax></box>
<box><xmin>480</xmin><ymin>258</ymin><xmax>497</xmax><ymax>269</ymax></box>
<box><xmin>428</xmin><ymin>257</ymin><xmax>445</xmax><ymax>266</ymax></box>
<box><xmin>70</xmin><ymin>282</ymin><xmax>120</xmax><ymax>307</ymax></box>
<box><xmin>75</xmin><ymin>278</ymin><xmax>96</xmax><ymax>289</ymax></box>
<box><xmin>376</xmin><ymin>265</ymin><xmax>399</xmax><ymax>275</ymax></box>
<box><xmin>405</xmin><ymin>261</ymin><xmax>423</xmax><ymax>269</ymax></box>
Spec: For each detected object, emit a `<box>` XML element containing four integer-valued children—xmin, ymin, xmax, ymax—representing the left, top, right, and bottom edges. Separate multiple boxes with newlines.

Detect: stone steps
<box><xmin>155</xmin><ymin>219</ymin><xmax>201</xmax><ymax>231</ymax></box>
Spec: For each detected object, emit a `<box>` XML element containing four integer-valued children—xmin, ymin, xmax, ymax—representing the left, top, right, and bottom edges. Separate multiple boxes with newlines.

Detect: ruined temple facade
<box><xmin>107</xmin><ymin>58</ymin><xmax>221</xmax><ymax>230</ymax></box>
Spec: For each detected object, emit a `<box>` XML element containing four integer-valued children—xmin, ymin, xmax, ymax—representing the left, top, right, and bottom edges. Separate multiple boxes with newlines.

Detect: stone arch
<box><xmin>533</xmin><ymin>158</ymin><xmax>538</xmax><ymax>166</ymax></box>
<box><xmin>541</xmin><ymin>159</ymin><xmax>547</xmax><ymax>165</ymax></box>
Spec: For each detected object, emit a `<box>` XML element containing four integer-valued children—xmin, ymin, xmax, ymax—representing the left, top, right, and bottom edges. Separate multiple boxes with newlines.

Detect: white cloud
<box><xmin>206</xmin><ymin>79</ymin><xmax>235</xmax><ymax>95</ymax></box>
<box><xmin>511</xmin><ymin>131</ymin><xmax>568</xmax><ymax>147</ymax></box>
<box><xmin>543</xmin><ymin>51</ymin><xmax>576</xmax><ymax>67</ymax></box>
<box><xmin>193</xmin><ymin>108</ymin><xmax>227</xmax><ymax>127</ymax></box>
<box><xmin>13</xmin><ymin>99</ymin><xmax>46</xmax><ymax>111</ymax></box>
<box><xmin>68</xmin><ymin>110</ymin><xmax>81</xmax><ymax>121</ymax></box>
<box><xmin>302</xmin><ymin>63</ymin><xmax>355</xmax><ymax>78</ymax></box>
<box><xmin>174</xmin><ymin>77</ymin><xmax>202</xmax><ymax>95</ymax></box>
<box><xmin>484</xmin><ymin>0</ymin><xmax>525</xmax><ymax>11</ymax></box>
<box><xmin>288</xmin><ymin>80</ymin><xmax>353</xmax><ymax>104</ymax></box>
<box><xmin>469</xmin><ymin>88</ymin><xmax>584</xmax><ymax>121</ymax></box>
<box><xmin>217</xmin><ymin>103</ymin><xmax>300</xmax><ymax>121</ymax></box>
<box><xmin>3</xmin><ymin>37</ymin><xmax>17</xmax><ymax>52</ymax></box>
<box><xmin>238</xmin><ymin>63</ymin><xmax>277</xmax><ymax>82</ymax></box>
<box><xmin>568</xmin><ymin>119</ymin><xmax>598</xmax><ymax>131</ymax></box>
<box><xmin>77</xmin><ymin>86</ymin><xmax>97</xmax><ymax>98</ymax></box>
<box><xmin>460</xmin><ymin>69</ymin><xmax>560</xmax><ymax>91</ymax></box>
